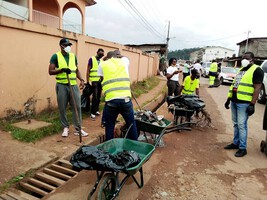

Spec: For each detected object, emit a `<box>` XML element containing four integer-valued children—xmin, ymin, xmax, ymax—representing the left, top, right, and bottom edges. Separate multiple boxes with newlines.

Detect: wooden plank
<box><xmin>28</xmin><ymin>178</ymin><xmax>56</xmax><ymax>191</ymax></box>
<box><xmin>0</xmin><ymin>194</ymin><xmax>15</xmax><ymax>200</ymax></box>
<box><xmin>20</xmin><ymin>182</ymin><xmax>48</xmax><ymax>197</ymax></box>
<box><xmin>43</xmin><ymin>168</ymin><xmax>72</xmax><ymax>181</ymax></box>
<box><xmin>8</xmin><ymin>190</ymin><xmax>39</xmax><ymax>200</ymax></box>
<box><xmin>6</xmin><ymin>191</ymin><xmax>28</xmax><ymax>200</ymax></box>
<box><xmin>35</xmin><ymin>172</ymin><xmax>64</xmax><ymax>187</ymax></box>
<box><xmin>50</xmin><ymin>164</ymin><xmax>78</xmax><ymax>176</ymax></box>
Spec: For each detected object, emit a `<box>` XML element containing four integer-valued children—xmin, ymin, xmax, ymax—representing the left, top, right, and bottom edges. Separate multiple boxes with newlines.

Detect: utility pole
<box><xmin>165</xmin><ymin>20</ymin><xmax>170</xmax><ymax>59</ymax></box>
<box><xmin>245</xmin><ymin>30</ymin><xmax>250</xmax><ymax>52</ymax></box>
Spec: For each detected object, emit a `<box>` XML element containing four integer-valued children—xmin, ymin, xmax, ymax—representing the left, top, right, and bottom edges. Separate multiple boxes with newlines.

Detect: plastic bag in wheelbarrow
<box><xmin>70</xmin><ymin>145</ymin><xmax>141</xmax><ymax>171</ymax></box>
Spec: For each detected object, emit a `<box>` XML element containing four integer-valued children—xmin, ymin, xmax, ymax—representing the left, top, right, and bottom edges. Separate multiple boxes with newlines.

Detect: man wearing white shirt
<box><xmin>166</xmin><ymin>58</ymin><xmax>182</xmax><ymax>96</ymax></box>
<box><xmin>193</xmin><ymin>60</ymin><xmax>202</xmax><ymax>75</ymax></box>
<box><xmin>98</xmin><ymin>51</ymin><xmax>138</xmax><ymax>141</ymax></box>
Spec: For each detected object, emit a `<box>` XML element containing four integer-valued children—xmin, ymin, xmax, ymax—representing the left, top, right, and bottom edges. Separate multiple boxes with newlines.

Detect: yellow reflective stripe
<box><xmin>102</xmin><ymin>78</ymin><xmax>130</xmax><ymax>87</ymax></box>
<box><xmin>238</xmin><ymin>82</ymin><xmax>253</xmax><ymax>87</ymax></box>
<box><xmin>104</xmin><ymin>86</ymin><xmax>131</xmax><ymax>95</ymax></box>
<box><xmin>237</xmin><ymin>91</ymin><xmax>253</xmax><ymax>96</ymax></box>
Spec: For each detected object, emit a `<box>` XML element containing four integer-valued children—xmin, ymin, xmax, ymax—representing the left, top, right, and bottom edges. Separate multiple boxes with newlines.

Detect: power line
<box><xmin>122</xmin><ymin>0</ymin><xmax>165</xmax><ymax>40</ymax></box>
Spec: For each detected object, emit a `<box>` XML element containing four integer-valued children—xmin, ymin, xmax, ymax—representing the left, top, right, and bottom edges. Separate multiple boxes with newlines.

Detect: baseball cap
<box><xmin>59</xmin><ymin>38</ymin><xmax>72</xmax><ymax>46</ymax></box>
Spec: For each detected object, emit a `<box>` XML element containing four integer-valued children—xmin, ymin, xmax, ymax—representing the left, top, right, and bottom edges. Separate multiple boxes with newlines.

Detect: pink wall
<box><xmin>0</xmin><ymin>15</ymin><xmax>158</xmax><ymax>118</ymax></box>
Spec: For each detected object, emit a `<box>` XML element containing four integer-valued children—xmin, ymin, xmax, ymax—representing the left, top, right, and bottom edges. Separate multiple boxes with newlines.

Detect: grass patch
<box><xmin>0</xmin><ymin>76</ymin><xmax>161</xmax><ymax>143</ymax></box>
<box><xmin>0</xmin><ymin>170</ymin><xmax>35</xmax><ymax>194</ymax></box>
<box><xmin>131</xmin><ymin>76</ymin><xmax>160</xmax><ymax>98</ymax></box>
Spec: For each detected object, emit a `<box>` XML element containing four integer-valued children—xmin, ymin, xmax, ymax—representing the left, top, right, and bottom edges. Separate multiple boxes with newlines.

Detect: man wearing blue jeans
<box><xmin>224</xmin><ymin>52</ymin><xmax>263</xmax><ymax>157</ymax></box>
<box><xmin>98</xmin><ymin>51</ymin><xmax>138</xmax><ymax>141</ymax></box>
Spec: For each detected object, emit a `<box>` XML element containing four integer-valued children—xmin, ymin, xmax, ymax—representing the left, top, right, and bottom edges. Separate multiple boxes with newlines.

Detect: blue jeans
<box><xmin>104</xmin><ymin>98</ymin><xmax>138</xmax><ymax>141</ymax></box>
<box><xmin>231</xmin><ymin>102</ymin><xmax>250</xmax><ymax>149</ymax></box>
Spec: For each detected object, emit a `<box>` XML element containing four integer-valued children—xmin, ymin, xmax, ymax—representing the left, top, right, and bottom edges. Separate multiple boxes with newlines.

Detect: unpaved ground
<box><xmin>42</xmin><ymin>78</ymin><xmax>267</xmax><ymax>200</ymax></box>
<box><xmin>1</xmin><ymin>76</ymin><xmax>267</xmax><ymax>200</ymax></box>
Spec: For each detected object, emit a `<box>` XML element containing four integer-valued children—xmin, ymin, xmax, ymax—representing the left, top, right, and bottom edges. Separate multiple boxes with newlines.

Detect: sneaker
<box><xmin>235</xmin><ymin>149</ymin><xmax>247</xmax><ymax>157</ymax></box>
<box><xmin>90</xmin><ymin>114</ymin><xmax>96</xmax><ymax>120</ymax></box>
<box><xmin>62</xmin><ymin>127</ymin><xmax>69</xmax><ymax>137</ymax></box>
<box><xmin>74</xmin><ymin>129</ymin><xmax>88</xmax><ymax>137</ymax></box>
<box><xmin>96</xmin><ymin>111</ymin><xmax>101</xmax><ymax>116</ymax></box>
<box><xmin>224</xmin><ymin>143</ymin><xmax>239</xmax><ymax>149</ymax></box>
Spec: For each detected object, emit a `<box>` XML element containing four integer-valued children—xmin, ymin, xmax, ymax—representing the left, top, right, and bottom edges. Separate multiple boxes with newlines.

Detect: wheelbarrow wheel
<box><xmin>260</xmin><ymin>140</ymin><xmax>266</xmax><ymax>153</ymax></box>
<box><xmin>97</xmin><ymin>173</ymin><xmax>117</xmax><ymax>200</ymax></box>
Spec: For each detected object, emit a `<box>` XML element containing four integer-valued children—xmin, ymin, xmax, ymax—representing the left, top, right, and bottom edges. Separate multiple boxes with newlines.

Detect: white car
<box><xmin>219</xmin><ymin>67</ymin><xmax>238</xmax><ymax>85</ymax></box>
<box><xmin>201</xmin><ymin>62</ymin><xmax>211</xmax><ymax>77</ymax></box>
<box><xmin>258</xmin><ymin>60</ymin><xmax>267</xmax><ymax>104</ymax></box>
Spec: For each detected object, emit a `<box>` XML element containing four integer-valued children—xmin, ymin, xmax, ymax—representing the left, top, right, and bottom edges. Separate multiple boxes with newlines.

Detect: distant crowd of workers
<box><xmin>161</xmin><ymin>52</ymin><xmax>264</xmax><ymax>157</ymax></box>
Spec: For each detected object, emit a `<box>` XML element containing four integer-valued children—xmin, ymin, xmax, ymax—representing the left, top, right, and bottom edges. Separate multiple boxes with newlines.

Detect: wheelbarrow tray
<box><xmin>97</xmin><ymin>138</ymin><xmax>155</xmax><ymax>174</ymax></box>
<box><xmin>135</xmin><ymin>118</ymin><xmax>172</xmax><ymax>135</ymax></box>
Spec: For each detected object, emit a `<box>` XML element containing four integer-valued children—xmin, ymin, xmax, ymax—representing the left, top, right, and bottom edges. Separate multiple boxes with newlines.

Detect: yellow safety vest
<box><xmin>89</xmin><ymin>56</ymin><xmax>101</xmax><ymax>82</ymax></box>
<box><xmin>101</xmin><ymin>58</ymin><xmax>131</xmax><ymax>101</ymax></box>
<box><xmin>228</xmin><ymin>64</ymin><xmax>258</xmax><ymax>101</ymax></box>
<box><xmin>56</xmin><ymin>52</ymin><xmax>77</xmax><ymax>85</ymax></box>
<box><xmin>182</xmin><ymin>76</ymin><xmax>199</xmax><ymax>94</ymax></box>
<box><xmin>209</xmin><ymin>62</ymin><xmax>218</xmax><ymax>73</ymax></box>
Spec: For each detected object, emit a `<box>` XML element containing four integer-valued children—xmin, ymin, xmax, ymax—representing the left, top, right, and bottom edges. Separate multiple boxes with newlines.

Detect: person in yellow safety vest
<box><xmin>224</xmin><ymin>52</ymin><xmax>264</xmax><ymax>157</ymax></box>
<box><xmin>86</xmin><ymin>48</ymin><xmax>105</xmax><ymax>120</ymax></box>
<box><xmin>98</xmin><ymin>51</ymin><xmax>138</xmax><ymax>141</ymax></box>
<box><xmin>179</xmin><ymin>69</ymin><xmax>200</xmax><ymax>96</ymax></box>
<box><xmin>208</xmin><ymin>60</ymin><xmax>218</xmax><ymax>88</ymax></box>
<box><xmin>49</xmin><ymin>38</ymin><xmax>88</xmax><ymax>137</ymax></box>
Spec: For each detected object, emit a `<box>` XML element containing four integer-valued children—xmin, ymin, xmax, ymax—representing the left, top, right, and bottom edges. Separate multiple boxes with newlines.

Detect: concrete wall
<box><xmin>0</xmin><ymin>15</ymin><xmax>158</xmax><ymax>118</ymax></box>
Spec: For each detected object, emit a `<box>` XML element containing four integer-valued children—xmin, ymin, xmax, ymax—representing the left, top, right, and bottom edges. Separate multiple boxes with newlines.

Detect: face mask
<box><xmin>64</xmin><ymin>46</ymin><xmax>71</xmax><ymax>53</ymax></box>
<box><xmin>241</xmin><ymin>59</ymin><xmax>250</xmax><ymax>67</ymax></box>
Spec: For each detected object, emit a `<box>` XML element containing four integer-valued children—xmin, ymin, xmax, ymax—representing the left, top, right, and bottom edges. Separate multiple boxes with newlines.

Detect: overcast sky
<box><xmin>73</xmin><ymin>0</ymin><xmax>267</xmax><ymax>53</ymax></box>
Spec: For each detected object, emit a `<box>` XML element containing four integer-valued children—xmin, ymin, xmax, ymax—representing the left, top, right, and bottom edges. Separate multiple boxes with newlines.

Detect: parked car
<box><xmin>219</xmin><ymin>67</ymin><xmax>238</xmax><ymax>85</ymax></box>
<box><xmin>258</xmin><ymin>60</ymin><xmax>267</xmax><ymax>104</ymax></box>
<box><xmin>201</xmin><ymin>62</ymin><xmax>211</xmax><ymax>77</ymax></box>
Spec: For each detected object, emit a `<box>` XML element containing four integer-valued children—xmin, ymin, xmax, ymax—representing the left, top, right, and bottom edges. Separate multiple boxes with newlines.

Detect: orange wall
<box><xmin>0</xmin><ymin>15</ymin><xmax>158</xmax><ymax>118</ymax></box>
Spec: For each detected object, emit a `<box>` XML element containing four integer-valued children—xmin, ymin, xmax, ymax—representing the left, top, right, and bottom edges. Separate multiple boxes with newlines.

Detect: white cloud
<box><xmin>82</xmin><ymin>0</ymin><xmax>267</xmax><ymax>53</ymax></box>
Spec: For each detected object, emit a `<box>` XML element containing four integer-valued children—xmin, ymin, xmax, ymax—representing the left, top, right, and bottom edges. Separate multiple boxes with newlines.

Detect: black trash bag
<box><xmin>83</xmin><ymin>83</ymin><xmax>93</xmax><ymax>96</ymax></box>
<box><xmin>70</xmin><ymin>146</ymin><xmax>141</xmax><ymax>171</ymax></box>
<box><xmin>81</xmin><ymin>94</ymin><xmax>90</xmax><ymax>112</ymax></box>
<box><xmin>112</xmin><ymin>150</ymin><xmax>141</xmax><ymax>169</ymax></box>
<box><xmin>70</xmin><ymin>146</ymin><xmax>112</xmax><ymax>170</ymax></box>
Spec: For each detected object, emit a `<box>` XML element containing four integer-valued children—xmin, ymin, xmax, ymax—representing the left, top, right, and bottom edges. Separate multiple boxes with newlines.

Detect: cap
<box><xmin>59</xmin><ymin>38</ymin><xmax>72</xmax><ymax>46</ymax></box>
<box><xmin>114</xmin><ymin>50</ymin><xmax>123</xmax><ymax>58</ymax></box>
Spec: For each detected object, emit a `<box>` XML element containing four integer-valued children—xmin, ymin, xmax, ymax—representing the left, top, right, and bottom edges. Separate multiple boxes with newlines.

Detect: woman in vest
<box><xmin>224</xmin><ymin>52</ymin><xmax>263</xmax><ymax>157</ymax></box>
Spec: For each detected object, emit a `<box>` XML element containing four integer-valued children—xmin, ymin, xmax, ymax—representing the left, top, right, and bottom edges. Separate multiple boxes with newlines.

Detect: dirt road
<box><xmin>43</xmin><ymin>78</ymin><xmax>267</xmax><ymax>200</ymax></box>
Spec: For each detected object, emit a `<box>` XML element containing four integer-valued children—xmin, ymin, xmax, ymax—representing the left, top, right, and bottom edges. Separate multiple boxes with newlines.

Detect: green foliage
<box><xmin>168</xmin><ymin>48</ymin><xmax>201</xmax><ymax>60</ymax></box>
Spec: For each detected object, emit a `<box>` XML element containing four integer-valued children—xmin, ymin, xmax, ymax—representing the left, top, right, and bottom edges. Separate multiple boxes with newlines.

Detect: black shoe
<box><xmin>224</xmin><ymin>143</ymin><xmax>239</xmax><ymax>149</ymax></box>
<box><xmin>235</xmin><ymin>149</ymin><xmax>247</xmax><ymax>157</ymax></box>
<box><xmin>208</xmin><ymin>85</ymin><xmax>214</xmax><ymax>88</ymax></box>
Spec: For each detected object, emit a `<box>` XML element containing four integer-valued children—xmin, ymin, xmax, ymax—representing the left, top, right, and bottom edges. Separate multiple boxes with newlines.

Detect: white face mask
<box><xmin>64</xmin><ymin>46</ymin><xmax>71</xmax><ymax>53</ymax></box>
<box><xmin>241</xmin><ymin>59</ymin><xmax>250</xmax><ymax>67</ymax></box>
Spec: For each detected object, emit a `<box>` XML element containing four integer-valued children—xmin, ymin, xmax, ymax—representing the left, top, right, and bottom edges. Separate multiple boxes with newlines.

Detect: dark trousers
<box><xmin>90</xmin><ymin>81</ymin><xmax>102</xmax><ymax>115</ymax></box>
<box><xmin>167</xmin><ymin>80</ymin><xmax>180</xmax><ymax>96</ymax></box>
<box><xmin>104</xmin><ymin>98</ymin><xmax>138</xmax><ymax>141</ymax></box>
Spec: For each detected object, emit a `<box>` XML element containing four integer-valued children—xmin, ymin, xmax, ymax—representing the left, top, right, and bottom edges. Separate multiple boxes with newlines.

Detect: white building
<box><xmin>190</xmin><ymin>46</ymin><xmax>235</xmax><ymax>62</ymax></box>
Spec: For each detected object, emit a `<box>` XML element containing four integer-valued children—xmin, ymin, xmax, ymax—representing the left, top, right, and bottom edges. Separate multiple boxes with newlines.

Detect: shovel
<box><xmin>66</xmin><ymin>74</ymin><xmax>82</xmax><ymax>143</ymax></box>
